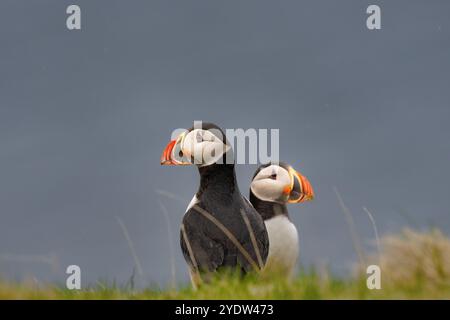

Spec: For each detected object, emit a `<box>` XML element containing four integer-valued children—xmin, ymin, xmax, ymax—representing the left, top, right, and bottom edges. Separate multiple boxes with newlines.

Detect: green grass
<box><xmin>1</xmin><ymin>269</ymin><xmax>449</xmax><ymax>300</ymax></box>
<box><xmin>1</xmin><ymin>228</ymin><xmax>449</xmax><ymax>299</ymax></box>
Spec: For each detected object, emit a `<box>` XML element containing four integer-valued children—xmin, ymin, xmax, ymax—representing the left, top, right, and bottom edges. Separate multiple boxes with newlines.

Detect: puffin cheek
<box><xmin>192</xmin><ymin>143</ymin><xmax>207</xmax><ymax>165</ymax></box>
<box><xmin>182</xmin><ymin>140</ymin><xmax>205</xmax><ymax>165</ymax></box>
<box><xmin>202</xmin><ymin>141</ymin><xmax>227</xmax><ymax>165</ymax></box>
<box><xmin>251</xmin><ymin>180</ymin><xmax>284</xmax><ymax>202</ymax></box>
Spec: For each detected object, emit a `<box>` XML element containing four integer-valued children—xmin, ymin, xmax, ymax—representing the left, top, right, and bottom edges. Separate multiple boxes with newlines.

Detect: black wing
<box><xmin>239</xmin><ymin>196</ymin><xmax>270</xmax><ymax>271</ymax></box>
<box><xmin>180</xmin><ymin>199</ymin><xmax>269</xmax><ymax>274</ymax></box>
<box><xmin>180</xmin><ymin>207</ymin><xmax>225</xmax><ymax>273</ymax></box>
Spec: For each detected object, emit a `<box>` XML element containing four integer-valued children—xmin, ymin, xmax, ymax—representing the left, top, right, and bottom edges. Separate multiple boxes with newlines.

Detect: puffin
<box><xmin>249</xmin><ymin>162</ymin><xmax>314</xmax><ymax>277</ymax></box>
<box><xmin>160</xmin><ymin>122</ymin><xmax>269</xmax><ymax>286</ymax></box>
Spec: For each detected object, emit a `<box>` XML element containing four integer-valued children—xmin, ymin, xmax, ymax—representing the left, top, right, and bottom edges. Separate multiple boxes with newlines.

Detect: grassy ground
<box><xmin>0</xmin><ymin>270</ymin><xmax>449</xmax><ymax>299</ymax></box>
<box><xmin>1</xmin><ymin>228</ymin><xmax>449</xmax><ymax>299</ymax></box>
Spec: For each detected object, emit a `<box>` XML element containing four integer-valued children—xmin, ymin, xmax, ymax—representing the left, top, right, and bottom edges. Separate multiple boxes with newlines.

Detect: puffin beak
<box><xmin>284</xmin><ymin>167</ymin><xmax>315</xmax><ymax>203</ymax></box>
<box><xmin>160</xmin><ymin>140</ymin><xmax>177</xmax><ymax>165</ymax></box>
<box><xmin>160</xmin><ymin>133</ymin><xmax>191</xmax><ymax>166</ymax></box>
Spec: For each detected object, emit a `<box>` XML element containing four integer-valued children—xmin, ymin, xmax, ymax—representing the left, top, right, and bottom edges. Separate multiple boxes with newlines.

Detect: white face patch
<box><xmin>181</xmin><ymin>129</ymin><xmax>230</xmax><ymax>166</ymax></box>
<box><xmin>251</xmin><ymin>165</ymin><xmax>291</xmax><ymax>202</ymax></box>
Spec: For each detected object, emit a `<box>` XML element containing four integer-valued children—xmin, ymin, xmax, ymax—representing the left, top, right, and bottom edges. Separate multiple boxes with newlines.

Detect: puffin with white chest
<box><xmin>249</xmin><ymin>162</ymin><xmax>314</xmax><ymax>277</ymax></box>
<box><xmin>161</xmin><ymin>122</ymin><xmax>269</xmax><ymax>286</ymax></box>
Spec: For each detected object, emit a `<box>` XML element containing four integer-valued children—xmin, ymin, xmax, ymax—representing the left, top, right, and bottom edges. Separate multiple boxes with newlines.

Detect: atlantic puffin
<box><xmin>161</xmin><ymin>122</ymin><xmax>269</xmax><ymax>286</ymax></box>
<box><xmin>249</xmin><ymin>162</ymin><xmax>314</xmax><ymax>277</ymax></box>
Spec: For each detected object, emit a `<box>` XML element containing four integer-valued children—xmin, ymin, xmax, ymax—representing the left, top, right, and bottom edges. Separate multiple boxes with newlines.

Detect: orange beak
<box><xmin>285</xmin><ymin>167</ymin><xmax>315</xmax><ymax>203</ymax></box>
<box><xmin>160</xmin><ymin>132</ymin><xmax>191</xmax><ymax>166</ymax></box>
<box><xmin>160</xmin><ymin>140</ymin><xmax>177</xmax><ymax>165</ymax></box>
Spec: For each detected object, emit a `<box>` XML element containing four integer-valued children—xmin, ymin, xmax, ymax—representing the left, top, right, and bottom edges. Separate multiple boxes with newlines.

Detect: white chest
<box><xmin>186</xmin><ymin>195</ymin><xmax>199</xmax><ymax>212</ymax></box>
<box><xmin>264</xmin><ymin>215</ymin><xmax>299</xmax><ymax>276</ymax></box>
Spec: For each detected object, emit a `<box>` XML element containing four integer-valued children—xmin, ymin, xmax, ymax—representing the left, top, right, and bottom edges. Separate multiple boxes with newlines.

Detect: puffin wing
<box><xmin>237</xmin><ymin>197</ymin><xmax>270</xmax><ymax>272</ymax></box>
<box><xmin>180</xmin><ymin>207</ymin><xmax>225</xmax><ymax>273</ymax></box>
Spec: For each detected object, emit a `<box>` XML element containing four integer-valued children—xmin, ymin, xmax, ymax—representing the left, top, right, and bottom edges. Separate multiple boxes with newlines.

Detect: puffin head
<box><xmin>250</xmin><ymin>162</ymin><xmax>314</xmax><ymax>204</ymax></box>
<box><xmin>160</xmin><ymin>122</ymin><xmax>232</xmax><ymax>167</ymax></box>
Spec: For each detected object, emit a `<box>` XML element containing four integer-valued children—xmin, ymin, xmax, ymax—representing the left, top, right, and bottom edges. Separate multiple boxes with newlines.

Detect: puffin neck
<box><xmin>249</xmin><ymin>191</ymin><xmax>289</xmax><ymax>220</ymax></box>
<box><xmin>197</xmin><ymin>163</ymin><xmax>239</xmax><ymax>200</ymax></box>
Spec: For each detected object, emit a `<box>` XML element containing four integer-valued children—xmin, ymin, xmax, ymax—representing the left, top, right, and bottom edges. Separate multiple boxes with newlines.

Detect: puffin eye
<box><xmin>269</xmin><ymin>173</ymin><xmax>277</xmax><ymax>180</ymax></box>
<box><xmin>172</xmin><ymin>139</ymin><xmax>185</xmax><ymax>162</ymax></box>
